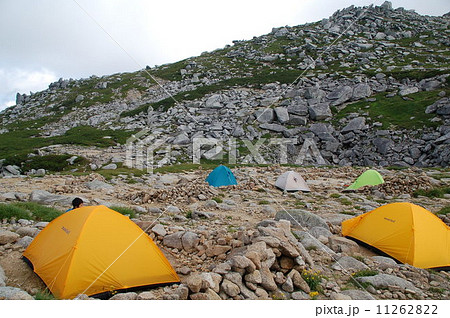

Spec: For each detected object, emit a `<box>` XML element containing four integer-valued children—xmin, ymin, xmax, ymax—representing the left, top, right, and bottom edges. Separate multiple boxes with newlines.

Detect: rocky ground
<box><xmin>0</xmin><ymin>166</ymin><xmax>449</xmax><ymax>300</ymax></box>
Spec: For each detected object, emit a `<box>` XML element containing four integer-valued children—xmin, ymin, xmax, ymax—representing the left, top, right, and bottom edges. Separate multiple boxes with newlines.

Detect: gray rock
<box><xmin>30</xmin><ymin>190</ymin><xmax>87</xmax><ymax>207</ymax></box>
<box><xmin>163</xmin><ymin>231</ymin><xmax>184</xmax><ymax>250</ymax></box>
<box><xmin>372</xmin><ymin>256</ymin><xmax>398</xmax><ymax>270</ymax></box>
<box><xmin>305</xmin><ymin>86</ymin><xmax>325</xmax><ymax>100</ymax></box>
<box><xmin>148</xmin><ymin>207</ymin><xmax>163</xmax><ymax>214</ymax></box>
<box><xmin>291</xmin><ymin>291</ymin><xmax>309</xmax><ymax>300</ymax></box>
<box><xmin>0</xmin><ymin>264</ymin><xmax>5</xmax><ymax>287</ymax></box>
<box><xmin>4</xmin><ymin>165</ymin><xmax>20</xmax><ymax>175</ymax></box>
<box><xmin>172</xmin><ymin>133</ymin><xmax>190</xmax><ymax>145</ymax></box>
<box><xmin>205</xmin><ymin>94</ymin><xmax>222</xmax><ymax>108</ymax></box>
<box><xmin>352</xmin><ymin>84</ymin><xmax>372</xmax><ymax>100</ymax></box>
<box><xmin>341</xmin><ymin>117</ymin><xmax>366</xmax><ymax>133</ymax></box>
<box><xmin>151</xmin><ymin>224</ymin><xmax>167</xmax><ymax>237</ymax></box>
<box><xmin>275</xmin><ymin>209</ymin><xmax>328</xmax><ymax>229</ymax></box>
<box><xmin>259</xmin><ymin>123</ymin><xmax>285</xmax><ymax>133</ymax></box>
<box><xmin>16</xmin><ymin>227</ymin><xmax>40</xmax><ymax>237</ymax></box>
<box><xmin>255</xmin><ymin>109</ymin><xmax>274</xmax><ymax>123</ymax></box>
<box><xmin>380</xmin><ymin>1</ymin><xmax>392</xmax><ymax>10</ymax></box>
<box><xmin>0</xmin><ymin>287</ymin><xmax>34</xmax><ymax>300</ymax></box>
<box><xmin>308</xmin><ymin>103</ymin><xmax>332</xmax><ymax>120</ymax></box>
<box><xmin>109</xmin><ymin>292</ymin><xmax>138</xmax><ymax>300</ymax></box>
<box><xmin>332</xmin><ymin>256</ymin><xmax>369</xmax><ymax>271</ymax></box>
<box><xmin>341</xmin><ymin>289</ymin><xmax>374</xmax><ymax>300</ymax></box>
<box><xmin>356</xmin><ymin>274</ymin><xmax>420</xmax><ymax>293</ymax></box>
<box><xmin>327</xmin><ymin>86</ymin><xmax>352</xmax><ymax>103</ymax></box>
<box><xmin>221</xmin><ymin>279</ymin><xmax>240</xmax><ymax>297</ymax></box>
<box><xmin>15</xmin><ymin>236</ymin><xmax>33</xmax><ymax>248</ymax></box>
<box><xmin>75</xmin><ymin>95</ymin><xmax>85</xmax><ymax>103</ymax></box>
<box><xmin>102</xmin><ymin>163</ymin><xmax>117</xmax><ymax>170</ymax></box>
<box><xmin>166</xmin><ymin>205</ymin><xmax>181</xmax><ymax>213</ymax></box>
<box><xmin>181</xmin><ymin>231</ymin><xmax>200</xmax><ymax>252</ymax></box>
<box><xmin>398</xmin><ymin>87</ymin><xmax>419</xmax><ymax>96</ymax></box>
<box><xmin>373</xmin><ymin>138</ymin><xmax>392</xmax><ymax>155</ymax></box>
<box><xmin>85</xmin><ymin>180</ymin><xmax>113</xmax><ymax>190</ymax></box>
<box><xmin>288</xmin><ymin>115</ymin><xmax>308</xmax><ymax>126</ymax></box>
<box><xmin>274</xmin><ymin>107</ymin><xmax>289</xmax><ymax>124</ymax></box>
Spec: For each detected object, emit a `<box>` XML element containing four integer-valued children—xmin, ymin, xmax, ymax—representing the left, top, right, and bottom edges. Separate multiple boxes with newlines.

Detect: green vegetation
<box><xmin>352</xmin><ymin>269</ymin><xmax>378</xmax><ymax>278</ymax></box>
<box><xmin>334</xmin><ymin>89</ymin><xmax>448</xmax><ymax>130</ymax></box>
<box><xmin>340</xmin><ymin>211</ymin><xmax>356</xmax><ymax>216</ymax></box>
<box><xmin>0</xmin><ymin>126</ymin><xmax>135</xmax><ymax>160</ymax></box>
<box><xmin>34</xmin><ymin>290</ymin><xmax>55</xmax><ymax>300</ymax></box>
<box><xmin>258</xmin><ymin>200</ymin><xmax>270</xmax><ymax>205</ymax></box>
<box><xmin>330</xmin><ymin>193</ymin><xmax>341</xmax><ymax>198</ymax></box>
<box><xmin>212</xmin><ymin>197</ymin><xmax>223</xmax><ymax>204</ymax></box>
<box><xmin>412</xmin><ymin>187</ymin><xmax>450</xmax><ymax>199</ymax></box>
<box><xmin>185</xmin><ymin>210</ymin><xmax>193</xmax><ymax>219</ymax></box>
<box><xmin>0</xmin><ymin>202</ymin><xmax>62</xmax><ymax>222</ymax></box>
<box><xmin>437</xmin><ymin>206</ymin><xmax>450</xmax><ymax>215</ymax></box>
<box><xmin>109</xmin><ymin>206</ymin><xmax>136</xmax><ymax>218</ymax></box>
<box><xmin>301</xmin><ymin>269</ymin><xmax>324</xmax><ymax>292</ymax></box>
<box><xmin>340</xmin><ymin>198</ymin><xmax>353</xmax><ymax>206</ymax></box>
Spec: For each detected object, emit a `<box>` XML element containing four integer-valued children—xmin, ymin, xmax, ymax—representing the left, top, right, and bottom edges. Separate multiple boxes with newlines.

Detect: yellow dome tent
<box><xmin>23</xmin><ymin>205</ymin><xmax>179</xmax><ymax>299</ymax></box>
<box><xmin>342</xmin><ymin>202</ymin><xmax>450</xmax><ymax>269</ymax></box>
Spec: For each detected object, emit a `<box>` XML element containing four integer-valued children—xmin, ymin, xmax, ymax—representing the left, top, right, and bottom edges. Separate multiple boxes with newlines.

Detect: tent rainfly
<box><xmin>346</xmin><ymin>169</ymin><xmax>384</xmax><ymax>190</ymax></box>
<box><xmin>23</xmin><ymin>205</ymin><xmax>179</xmax><ymax>299</ymax></box>
<box><xmin>342</xmin><ymin>202</ymin><xmax>450</xmax><ymax>269</ymax></box>
<box><xmin>275</xmin><ymin>171</ymin><xmax>310</xmax><ymax>192</ymax></box>
<box><xmin>206</xmin><ymin>165</ymin><xmax>237</xmax><ymax>187</ymax></box>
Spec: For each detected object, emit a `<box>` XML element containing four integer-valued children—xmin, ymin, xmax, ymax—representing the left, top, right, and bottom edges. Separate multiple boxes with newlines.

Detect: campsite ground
<box><xmin>0</xmin><ymin>166</ymin><xmax>449</xmax><ymax>300</ymax></box>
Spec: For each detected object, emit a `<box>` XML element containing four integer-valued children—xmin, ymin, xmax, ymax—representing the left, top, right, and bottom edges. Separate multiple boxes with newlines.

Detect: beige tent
<box><xmin>275</xmin><ymin>171</ymin><xmax>310</xmax><ymax>192</ymax></box>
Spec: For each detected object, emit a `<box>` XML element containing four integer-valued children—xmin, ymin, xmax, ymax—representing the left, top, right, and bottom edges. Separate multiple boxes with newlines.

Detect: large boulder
<box><xmin>255</xmin><ymin>109</ymin><xmax>274</xmax><ymax>123</ymax></box>
<box><xmin>274</xmin><ymin>107</ymin><xmax>289</xmax><ymax>124</ymax></box>
<box><xmin>352</xmin><ymin>84</ymin><xmax>372</xmax><ymax>100</ymax></box>
<box><xmin>84</xmin><ymin>180</ymin><xmax>113</xmax><ymax>190</ymax></box>
<box><xmin>29</xmin><ymin>190</ymin><xmax>88</xmax><ymax>206</ymax></box>
<box><xmin>341</xmin><ymin>117</ymin><xmax>366</xmax><ymax>133</ymax></box>
<box><xmin>275</xmin><ymin>209</ymin><xmax>328</xmax><ymax>229</ymax></box>
<box><xmin>0</xmin><ymin>264</ymin><xmax>5</xmax><ymax>287</ymax></box>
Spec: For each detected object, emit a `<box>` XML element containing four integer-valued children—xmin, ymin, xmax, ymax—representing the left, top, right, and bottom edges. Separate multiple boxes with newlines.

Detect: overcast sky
<box><xmin>0</xmin><ymin>0</ymin><xmax>449</xmax><ymax>111</ymax></box>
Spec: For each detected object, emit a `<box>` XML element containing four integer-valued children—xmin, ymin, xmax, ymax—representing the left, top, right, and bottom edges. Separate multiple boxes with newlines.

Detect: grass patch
<box><xmin>0</xmin><ymin>202</ymin><xmax>62</xmax><ymax>222</ymax></box>
<box><xmin>412</xmin><ymin>187</ymin><xmax>450</xmax><ymax>199</ymax></box>
<box><xmin>340</xmin><ymin>211</ymin><xmax>356</xmax><ymax>216</ymax></box>
<box><xmin>330</xmin><ymin>193</ymin><xmax>341</xmax><ymax>198</ymax></box>
<box><xmin>437</xmin><ymin>206</ymin><xmax>450</xmax><ymax>215</ymax></box>
<box><xmin>212</xmin><ymin>197</ymin><xmax>223</xmax><ymax>204</ymax></box>
<box><xmin>334</xmin><ymin>89</ymin><xmax>448</xmax><ymax>130</ymax></box>
<box><xmin>352</xmin><ymin>269</ymin><xmax>378</xmax><ymax>278</ymax></box>
<box><xmin>109</xmin><ymin>206</ymin><xmax>136</xmax><ymax>218</ymax></box>
<box><xmin>340</xmin><ymin>198</ymin><xmax>353</xmax><ymax>206</ymax></box>
<box><xmin>258</xmin><ymin>200</ymin><xmax>270</xmax><ymax>205</ymax></box>
<box><xmin>20</xmin><ymin>154</ymin><xmax>88</xmax><ymax>173</ymax></box>
<box><xmin>34</xmin><ymin>290</ymin><xmax>55</xmax><ymax>300</ymax></box>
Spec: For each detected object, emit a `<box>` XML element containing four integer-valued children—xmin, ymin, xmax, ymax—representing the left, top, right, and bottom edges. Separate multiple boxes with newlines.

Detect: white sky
<box><xmin>0</xmin><ymin>0</ymin><xmax>449</xmax><ymax>111</ymax></box>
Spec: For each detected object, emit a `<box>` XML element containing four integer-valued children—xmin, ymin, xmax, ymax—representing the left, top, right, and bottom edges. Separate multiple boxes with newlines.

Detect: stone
<box><xmin>221</xmin><ymin>279</ymin><xmax>240</xmax><ymax>297</ymax></box>
<box><xmin>85</xmin><ymin>180</ymin><xmax>113</xmax><ymax>190</ymax></box>
<box><xmin>0</xmin><ymin>230</ymin><xmax>20</xmax><ymax>245</ymax></box>
<box><xmin>275</xmin><ymin>209</ymin><xmax>328</xmax><ymax>229</ymax></box>
<box><xmin>186</xmin><ymin>273</ymin><xmax>204</xmax><ymax>293</ymax></box>
<box><xmin>29</xmin><ymin>190</ymin><xmax>89</xmax><ymax>207</ymax></box>
<box><xmin>373</xmin><ymin>138</ymin><xmax>392</xmax><ymax>155</ymax></box>
<box><xmin>308</xmin><ymin>103</ymin><xmax>332</xmax><ymax>120</ymax></box>
<box><xmin>109</xmin><ymin>292</ymin><xmax>138</xmax><ymax>300</ymax></box>
<box><xmin>288</xmin><ymin>269</ymin><xmax>310</xmax><ymax>293</ymax></box>
<box><xmin>102</xmin><ymin>163</ymin><xmax>117</xmax><ymax>170</ymax></box>
<box><xmin>328</xmin><ymin>236</ymin><xmax>359</xmax><ymax>254</ymax></box>
<box><xmin>291</xmin><ymin>291</ymin><xmax>309</xmax><ymax>300</ymax></box>
<box><xmin>4</xmin><ymin>165</ymin><xmax>20</xmax><ymax>175</ymax></box>
<box><xmin>205</xmin><ymin>94</ymin><xmax>222</xmax><ymax>108</ymax></box>
<box><xmin>341</xmin><ymin>117</ymin><xmax>366</xmax><ymax>133</ymax></box>
<box><xmin>341</xmin><ymin>289</ymin><xmax>374</xmax><ymax>300</ymax></box>
<box><xmin>399</xmin><ymin>87</ymin><xmax>419</xmax><ymax>96</ymax></box>
<box><xmin>0</xmin><ymin>287</ymin><xmax>34</xmax><ymax>300</ymax></box>
<box><xmin>163</xmin><ymin>231</ymin><xmax>184</xmax><ymax>250</ymax></box>
<box><xmin>330</xmin><ymin>292</ymin><xmax>352</xmax><ymax>300</ymax></box>
<box><xmin>356</xmin><ymin>274</ymin><xmax>420</xmax><ymax>293</ymax></box>
<box><xmin>372</xmin><ymin>256</ymin><xmax>398</xmax><ymax>270</ymax></box>
<box><xmin>352</xmin><ymin>83</ymin><xmax>372</xmax><ymax>100</ymax></box>
<box><xmin>260</xmin><ymin>266</ymin><xmax>277</xmax><ymax>291</ymax></box>
<box><xmin>213</xmin><ymin>262</ymin><xmax>232</xmax><ymax>275</ymax></box>
<box><xmin>15</xmin><ymin>236</ymin><xmax>33</xmax><ymax>248</ymax></box>
<box><xmin>0</xmin><ymin>264</ymin><xmax>5</xmax><ymax>287</ymax></box>
<box><xmin>255</xmin><ymin>108</ymin><xmax>274</xmax><ymax>123</ymax></box>
<box><xmin>331</xmin><ymin>256</ymin><xmax>369</xmax><ymax>271</ymax></box>
<box><xmin>151</xmin><ymin>224</ymin><xmax>167</xmax><ymax>237</ymax></box>
<box><xmin>244</xmin><ymin>270</ymin><xmax>262</xmax><ymax>284</ymax></box>
<box><xmin>181</xmin><ymin>231</ymin><xmax>200</xmax><ymax>252</ymax></box>
<box><xmin>15</xmin><ymin>227</ymin><xmax>39</xmax><ymax>238</ymax></box>
<box><xmin>230</xmin><ymin>255</ymin><xmax>256</xmax><ymax>273</ymax></box>
<box><xmin>206</xmin><ymin>245</ymin><xmax>231</xmax><ymax>257</ymax></box>
<box><xmin>172</xmin><ymin>133</ymin><xmax>190</xmax><ymax>145</ymax></box>
<box><xmin>281</xmin><ymin>276</ymin><xmax>294</xmax><ymax>292</ymax></box>
<box><xmin>274</xmin><ymin>107</ymin><xmax>289</xmax><ymax>124</ymax></box>
<box><xmin>166</xmin><ymin>205</ymin><xmax>180</xmax><ymax>213</ymax></box>
<box><xmin>381</xmin><ymin>1</ymin><xmax>392</xmax><ymax>10</ymax></box>
<box><xmin>137</xmin><ymin>291</ymin><xmax>156</xmax><ymax>300</ymax></box>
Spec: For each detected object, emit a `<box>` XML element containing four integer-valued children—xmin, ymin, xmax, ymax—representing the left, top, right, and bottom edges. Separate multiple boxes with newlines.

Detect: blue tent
<box><xmin>206</xmin><ymin>165</ymin><xmax>237</xmax><ymax>187</ymax></box>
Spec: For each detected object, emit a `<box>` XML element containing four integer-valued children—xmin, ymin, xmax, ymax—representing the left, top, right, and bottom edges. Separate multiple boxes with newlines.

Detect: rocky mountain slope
<box><xmin>0</xmin><ymin>1</ymin><xmax>449</xmax><ymax>173</ymax></box>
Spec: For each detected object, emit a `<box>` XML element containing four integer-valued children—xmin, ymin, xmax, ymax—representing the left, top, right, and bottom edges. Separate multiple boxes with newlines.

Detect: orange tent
<box><xmin>342</xmin><ymin>202</ymin><xmax>450</xmax><ymax>269</ymax></box>
<box><xmin>23</xmin><ymin>205</ymin><xmax>179</xmax><ymax>299</ymax></box>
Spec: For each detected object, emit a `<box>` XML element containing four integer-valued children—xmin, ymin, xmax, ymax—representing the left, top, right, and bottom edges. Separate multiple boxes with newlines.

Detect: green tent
<box><xmin>346</xmin><ymin>169</ymin><xmax>384</xmax><ymax>190</ymax></box>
